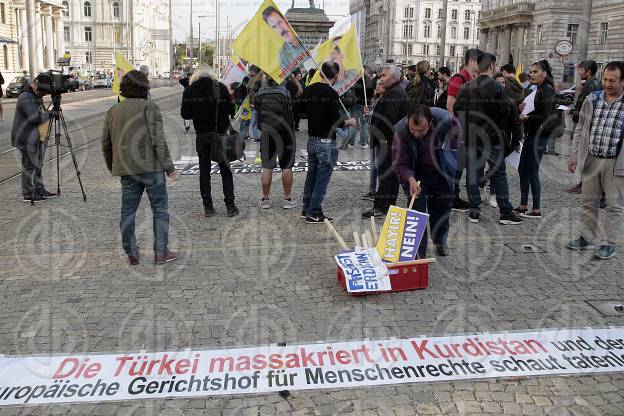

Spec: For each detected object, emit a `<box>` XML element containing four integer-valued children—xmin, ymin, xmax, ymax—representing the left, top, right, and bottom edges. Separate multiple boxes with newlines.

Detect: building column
<box><xmin>55</xmin><ymin>15</ymin><xmax>64</xmax><ymax>61</ymax></box>
<box><xmin>500</xmin><ymin>26</ymin><xmax>512</xmax><ymax>65</ymax></box>
<box><xmin>35</xmin><ymin>3</ymin><xmax>45</xmax><ymax>71</ymax></box>
<box><xmin>19</xmin><ymin>9</ymin><xmax>29</xmax><ymax>70</ymax></box>
<box><xmin>45</xmin><ymin>8</ymin><xmax>55</xmax><ymax>68</ymax></box>
<box><xmin>479</xmin><ymin>29</ymin><xmax>488</xmax><ymax>51</ymax></box>
<box><xmin>514</xmin><ymin>25</ymin><xmax>526</xmax><ymax>69</ymax></box>
<box><xmin>491</xmin><ymin>28</ymin><xmax>499</xmax><ymax>57</ymax></box>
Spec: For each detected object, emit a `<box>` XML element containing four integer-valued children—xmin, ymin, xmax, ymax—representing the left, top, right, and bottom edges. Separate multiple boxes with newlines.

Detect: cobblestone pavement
<box><xmin>0</xmin><ymin>94</ymin><xmax>623</xmax><ymax>415</ymax></box>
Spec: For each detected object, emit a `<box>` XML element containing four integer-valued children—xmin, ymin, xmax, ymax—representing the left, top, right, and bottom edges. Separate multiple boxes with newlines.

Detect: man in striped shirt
<box><xmin>568</xmin><ymin>61</ymin><xmax>624</xmax><ymax>260</ymax></box>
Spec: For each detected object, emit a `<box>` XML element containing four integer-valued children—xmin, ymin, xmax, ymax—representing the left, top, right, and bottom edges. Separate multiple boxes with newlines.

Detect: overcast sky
<box><xmin>171</xmin><ymin>0</ymin><xmax>351</xmax><ymax>43</ymax></box>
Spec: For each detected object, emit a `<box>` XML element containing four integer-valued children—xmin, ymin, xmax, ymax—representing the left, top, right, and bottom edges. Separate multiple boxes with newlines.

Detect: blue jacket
<box><xmin>392</xmin><ymin>107</ymin><xmax>461</xmax><ymax>190</ymax></box>
<box><xmin>11</xmin><ymin>85</ymin><xmax>51</xmax><ymax>152</ymax></box>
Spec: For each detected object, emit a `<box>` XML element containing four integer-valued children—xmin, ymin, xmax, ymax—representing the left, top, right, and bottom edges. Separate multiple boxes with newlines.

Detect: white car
<box><xmin>93</xmin><ymin>73</ymin><xmax>111</xmax><ymax>88</ymax></box>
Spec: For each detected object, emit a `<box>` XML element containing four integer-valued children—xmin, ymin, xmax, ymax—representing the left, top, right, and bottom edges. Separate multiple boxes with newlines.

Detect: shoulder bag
<box><xmin>210</xmin><ymin>81</ymin><xmax>245</xmax><ymax>163</ymax></box>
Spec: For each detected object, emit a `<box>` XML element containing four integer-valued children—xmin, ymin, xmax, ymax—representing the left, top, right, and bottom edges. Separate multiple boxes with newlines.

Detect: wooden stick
<box><xmin>370</xmin><ymin>216</ymin><xmax>378</xmax><ymax>244</ymax></box>
<box><xmin>353</xmin><ymin>232</ymin><xmax>361</xmax><ymax>248</ymax></box>
<box><xmin>324</xmin><ymin>219</ymin><xmax>349</xmax><ymax>250</ymax></box>
<box><xmin>361</xmin><ymin>233</ymin><xmax>369</xmax><ymax>249</ymax></box>
<box><xmin>363</xmin><ymin>231</ymin><xmax>373</xmax><ymax>250</ymax></box>
<box><xmin>392</xmin><ymin>258</ymin><xmax>436</xmax><ymax>266</ymax></box>
<box><xmin>408</xmin><ymin>181</ymin><xmax>421</xmax><ymax>210</ymax></box>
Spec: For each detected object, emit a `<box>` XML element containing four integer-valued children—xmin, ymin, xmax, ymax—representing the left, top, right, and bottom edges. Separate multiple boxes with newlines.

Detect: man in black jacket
<box><xmin>181</xmin><ymin>66</ymin><xmax>238</xmax><ymax>217</ymax></box>
<box><xmin>362</xmin><ymin>64</ymin><xmax>410</xmax><ymax>218</ymax></box>
<box><xmin>455</xmin><ymin>53</ymin><xmax>522</xmax><ymax>225</ymax></box>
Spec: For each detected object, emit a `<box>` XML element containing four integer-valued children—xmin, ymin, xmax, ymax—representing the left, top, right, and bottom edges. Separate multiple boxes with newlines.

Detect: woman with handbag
<box><xmin>181</xmin><ymin>64</ymin><xmax>238</xmax><ymax>217</ymax></box>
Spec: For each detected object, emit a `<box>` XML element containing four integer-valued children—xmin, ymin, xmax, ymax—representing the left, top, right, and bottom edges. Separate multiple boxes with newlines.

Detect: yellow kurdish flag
<box><xmin>113</xmin><ymin>52</ymin><xmax>135</xmax><ymax>101</ymax></box>
<box><xmin>232</xmin><ymin>0</ymin><xmax>310</xmax><ymax>83</ymax></box>
<box><xmin>310</xmin><ymin>26</ymin><xmax>364</xmax><ymax>96</ymax></box>
<box><xmin>515</xmin><ymin>64</ymin><xmax>523</xmax><ymax>82</ymax></box>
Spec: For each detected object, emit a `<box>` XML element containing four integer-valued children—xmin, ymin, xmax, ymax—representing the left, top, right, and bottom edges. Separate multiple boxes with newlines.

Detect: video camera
<box><xmin>35</xmin><ymin>53</ymin><xmax>77</xmax><ymax>96</ymax></box>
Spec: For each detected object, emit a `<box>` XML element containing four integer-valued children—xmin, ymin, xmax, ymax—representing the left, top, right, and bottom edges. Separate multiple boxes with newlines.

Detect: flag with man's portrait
<box><xmin>310</xmin><ymin>26</ymin><xmax>364</xmax><ymax>96</ymax></box>
<box><xmin>232</xmin><ymin>0</ymin><xmax>310</xmax><ymax>83</ymax></box>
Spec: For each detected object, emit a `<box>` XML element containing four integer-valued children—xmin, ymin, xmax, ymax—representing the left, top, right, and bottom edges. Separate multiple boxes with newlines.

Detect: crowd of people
<box><xmin>10</xmin><ymin>49</ymin><xmax>623</xmax><ymax>265</ymax></box>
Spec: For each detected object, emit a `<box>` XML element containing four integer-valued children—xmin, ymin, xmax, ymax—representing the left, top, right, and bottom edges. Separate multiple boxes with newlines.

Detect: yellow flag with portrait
<box><xmin>113</xmin><ymin>52</ymin><xmax>135</xmax><ymax>102</ymax></box>
<box><xmin>232</xmin><ymin>0</ymin><xmax>310</xmax><ymax>83</ymax></box>
<box><xmin>310</xmin><ymin>26</ymin><xmax>364</xmax><ymax>96</ymax></box>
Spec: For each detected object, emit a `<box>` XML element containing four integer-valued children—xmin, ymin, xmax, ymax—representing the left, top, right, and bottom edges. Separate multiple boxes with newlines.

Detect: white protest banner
<box><xmin>220</xmin><ymin>59</ymin><xmax>247</xmax><ymax>89</ymax></box>
<box><xmin>335</xmin><ymin>249</ymin><xmax>391</xmax><ymax>293</ymax></box>
<box><xmin>3</xmin><ymin>328</ymin><xmax>624</xmax><ymax>406</ymax></box>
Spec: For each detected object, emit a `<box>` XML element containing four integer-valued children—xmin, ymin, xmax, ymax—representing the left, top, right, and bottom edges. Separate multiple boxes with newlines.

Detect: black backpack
<box><xmin>255</xmin><ymin>88</ymin><xmax>293</xmax><ymax>132</ymax></box>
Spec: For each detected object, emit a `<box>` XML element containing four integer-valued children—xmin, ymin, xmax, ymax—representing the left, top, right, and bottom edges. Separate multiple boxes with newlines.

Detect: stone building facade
<box><xmin>479</xmin><ymin>0</ymin><xmax>624</xmax><ymax>85</ymax></box>
<box><xmin>350</xmin><ymin>0</ymin><xmax>481</xmax><ymax>72</ymax></box>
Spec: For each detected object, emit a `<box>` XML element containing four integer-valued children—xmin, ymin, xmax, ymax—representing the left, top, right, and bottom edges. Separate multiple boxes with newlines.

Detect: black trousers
<box><xmin>373</xmin><ymin>140</ymin><xmax>399</xmax><ymax>212</ymax></box>
<box><xmin>196</xmin><ymin>134</ymin><xmax>235</xmax><ymax>208</ymax></box>
<box><xmin>20</xmin><ymin>148</ymin><xmax>45</xmax><ymax>198</ymax></box>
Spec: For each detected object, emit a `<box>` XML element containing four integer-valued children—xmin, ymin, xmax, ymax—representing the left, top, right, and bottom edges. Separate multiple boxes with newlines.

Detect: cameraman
<box><xmin>10</xmin><ymin>74</ymin><xmax>55</xmax><ymax>203</ymax></box>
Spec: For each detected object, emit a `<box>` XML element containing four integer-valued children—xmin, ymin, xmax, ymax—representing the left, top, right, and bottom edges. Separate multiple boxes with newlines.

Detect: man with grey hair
<box><xmin>363</xmin><ymin>64</ymin><xmax>410</xmax><ymax>218</ymax></box>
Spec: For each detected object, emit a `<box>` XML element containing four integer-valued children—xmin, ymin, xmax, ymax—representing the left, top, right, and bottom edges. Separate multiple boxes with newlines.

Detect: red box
<box><xmin>336</xmin><ymin>262</ymin><xmax>429</xmax><ymax>296</ymax></box>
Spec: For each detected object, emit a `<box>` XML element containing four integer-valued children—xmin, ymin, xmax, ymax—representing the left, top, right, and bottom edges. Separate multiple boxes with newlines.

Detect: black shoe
<box><xmin>204</xmin><ymin>206</ymin><xmax>216</xmax><ymax>217</ymax></box>
<box><xmin>600</xmin><ymin>198</ymin><xmax>607</xmax><ymax>209</ymax></box>
<box><xmin>513</xmin><ymin>206</ymin><xmax>528</xmax><ymax>214</ymax></box>
<box><xmin>436</xmin><ymin>244</ymin><xmax>450</xmax><ymax>257</ymax></box>
<box><xmin>360</xmin><ymin>192</ymin><xmax>376</xmax><ymax>201</ymax></box>
<box><xmin>23</xmin><ymin>195</ymin><xmax>46</xmax><ymax>203</ymax></box>
<box><xmin>306</xmin><ymin>214</ymin><xmax>333</xmax><ymax>224</ymax></box>
<box><xmin>42</xmin><ymin>190</ymin><xmax>58</xmax><ymax>199</ymax></box>
<box><xmin>452</xmin><ymin>198</ymin><xmax>470</xmax><ymax>212</ymax></box>
<box><xmin>499</xmin><ymin>212</ymin><xmax>523</xmax><ymax>225</ymax></box>
<box><xmin>362</xmin><ymin>209</ymin><xmax>384</xmax><ymax>219</ymax></box>
<box><xmin>300</xmin><ymin>210</ymin><xmax>307</xmax><ymax>219</ymax></box>
<box><xmin>226</xmin><ymin>205</ymin><xmax>240</xmax><ymax>217</ymax></box>
<box><xmin>520</xmin><ymin>211</ymin><xmax>542</xmax><ymax>219</ymax></box>
<box><xmin>468</xmin><ymin>213</ymin><xmax>480</xmax><ymax>223</ymax></box>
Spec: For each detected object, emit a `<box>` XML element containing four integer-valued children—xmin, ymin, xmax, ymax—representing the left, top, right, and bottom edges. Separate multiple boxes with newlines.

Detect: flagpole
<box><xmin>362</xmin><ymin>75</ymin><xmax>368</xmax><ymax>108</ymax></box>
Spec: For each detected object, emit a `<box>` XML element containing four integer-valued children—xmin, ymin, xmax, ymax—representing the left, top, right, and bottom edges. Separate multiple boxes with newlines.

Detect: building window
<box><xmin>567</xmin><ymin>24</ymin><xmax>579</xmax><ymax>45</ymax></box>
<box><xmin>451</xmin><ymin>9</ymin><xmax>458</xmax><ymax>20</ymax></box>
<box><xmin>437</xmin><ymin>25</ymin><xmax>441</xmax><ymax>39</ymax></box>
<box><xmin>114</xmin><ymin>28</ymin><xmax>121</xmax><ymax>43</ymax></box>
<box><xmin>84</xmin><ymin>26</ymin><xmax>92</xmax><ymax>42</ymax></box>
<box><xmin>536</xmin><ymin>24</ymin><xmax>543</xmax><ymax>45</ymax></box>
<box><xmin>436</xmin><ymin>44</ymin><xmax>440</xmax><ymax>56</ymax></box>
<box><xmin>449</xmin><ymin>45</ymin><xmax>456</xmax><ymax>57</ymax></box>
<box><xmin>424</xmin><ymin>24</ymin><xmax>431</xmax><ymax>38</ymax></box>
<box><xmin>403</xmin><ymin>24</ymin><xmax>413</xmax><ymax>38</ymax></box>
<box><xmin>0</xmin><ymin>3</ymin><xmax>6</xmax><ymax>24</ymax></box>
<box><xmin>437</xmin><ymin>8</ymin><xmax>443</xmax><ymax>19</ymax></box>
<box><xmin>451</xmin><ymin>26</ymin><xmax>457</xmax><ymax>39</ymax></box>
<box><xmin>600</xmin><ymin>22</ymin><xmax>608</xmax><ymax>45</ymax></box>
<box><xmin>62</xmin><ymin>1</ymin><xmax>69</xmax><ymax>17</ymax></box>
<box><xmin>84</xmin><ymin>1</ymin><xmax>91</xmax><ymax>17</ymax></box>
<box><xmin>85</xmin><ymin>51</ymin><xmax>92</xmax><ymax>63</ymax></box>
<box><xmin>63</xmin><ymin>26</ymin><xmax>70</xmax><ymax>42</ymax></box>
<box><xmin>425</xmin><ymin>7</ymin><xmax>431</xmax><ymax>19</ymax></box>
<box><xmin>464</xmin><ymin>27</ymin><xmax>470</xmax><ymax>40</ymax></box>
<box><xmin>3</xmin><ymin>45</ymin><xmax>8</xmax><ymax>69</ymax></box>
<box><xmin>402</xmin><ymin>43</ymin><xmax>413</xmax><ymax>56</ymax></box>
<box><xmin>465</xmin><ymin>10</ymin><xmax>471</xmax><ymax>21</ymax></box>
<box><xmin>403</xmin><ymin>6</ymin><xmax>413</xmax><ymax>19</ymax></box>
<box><xmin>112</xmin><ymin>1</ymin><xmax>120</xmax><ymax>18</ymax></box>
<box><xmin>423</xmin><ymin>44</ymin><xmax>430</xmax><ymax>56</ymax></box>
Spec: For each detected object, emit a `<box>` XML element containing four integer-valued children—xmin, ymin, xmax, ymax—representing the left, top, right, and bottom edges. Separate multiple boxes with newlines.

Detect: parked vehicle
<box><xmin>5</xmin><ymin>76</ymin><xmax>26</xmax><ymax>98</ymax></box>
<box><xmin>556</xmin><ymin>85</ymin><xmax>576</xmax><ymax>106</ymax></box>
<box><xmin>93</xmin><ymin>73</ymin><xmax>111</xmax><ymax>88</ymax></box>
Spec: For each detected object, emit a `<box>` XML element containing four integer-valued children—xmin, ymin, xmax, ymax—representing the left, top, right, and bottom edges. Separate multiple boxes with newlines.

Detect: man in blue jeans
<box><xmin>454</xmin><ymin>53</ymin><xmax>523</xmax><ymax>225</ymax></box>
<box><xmin>102</xmin><ymin>70</ymin><xmax>177</xmax><ymax>265</ymax></box>
<box><xmin>302</xmin><ymin>62</ymin><xmax>356</xmax><ymax>223</ymax></box>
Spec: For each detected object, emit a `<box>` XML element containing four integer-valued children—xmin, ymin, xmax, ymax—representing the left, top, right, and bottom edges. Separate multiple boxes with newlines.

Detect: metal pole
<box><xmin>26</xmin><ymin>0</ymin><xmax>38</xmax><ymax>77</ymax></box>
<box><xmin>439</xmin><ymin>0</ymin><xmax>448</xmax><ymax>67</ymax></box>
<box><xmin>578</xmin><ymin>0</ymin><xmax>593</xmax><ymax>62</ymax></box>
<box><xmin>169</xmin><ymin>0</ymin><xmax>173</xmax><ymax>77</ymax></box>
<box><xmin>189</xmin><ymin>0</ymin><xmax>193</xmax><ymax>63</ymax></box>
<box><xmin>214</xmin><ymin>0</ymin><xmax>218</xmax><ymax>71</ymax></box>
<box><xmin>198</xmin><ymin>21</ymin><xmax>201</xmax><ymax>64</ymax></box>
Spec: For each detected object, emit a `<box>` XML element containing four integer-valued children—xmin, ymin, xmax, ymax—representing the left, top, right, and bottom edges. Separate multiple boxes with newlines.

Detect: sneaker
<box><xmin>360</xmin><ymin>192</ymin><xmax>376</xmax><ymax>201</ymax></box>
<box><xmin>300</xmin><ymin>210</ymin><xmax>307</xmax><ymax>219</ymax></box>
<box><xmin>204</xmin><ymin>206</ymin><xmax>216</xmax><ymax>217</ymax></box>
<box><xmin>42</xmin><ymin>190</ymin><xmax>58</xmax><ymax>199</ymax></box>
<box><xmin>520</xmin><ymin>211</ymin><xmax>542</xmax><ymax>219</ymax></box>
<box><xmin>566</xmin><ymin>184</ymin><xmax>582</xmax><ymax>194</ymax></box>
<box><xmin>452</xmin><ymin>197</ymin><xmax>470</xmax><ymax>212</ymax></box>
<box><xmin>567</xmin><ymin>236</ymin><xmax>595</xmax><ymax>251</ymax></box>
<box><xmin>594</xmin><ymin>245</ymin><xmax>617</xmax><ymax>260</ymax></box>
<box><xmin>499</xmin><ymin>212</ymin><xmax>523</xmax><ymax>225</ymax></box>
<box><xmin>154</xmin><ymin>250</ymin><xmax>177</xmax><ymax>265</ymax></box>
<box><xmin>513</xmin><ymin>206</ymin><xmax>528</xmax><ymax>214</ymax></box>
<box><xmin>347</xmin><ymin>144</ymin><xmax>355</xmax><ymax>149</ymax></box>
<box><xmin>362</xmin><ymin>209</ymin><xmax>384</xmax><ymax>219</ymax></box>
<box><xmin>128</xmin><ymin>252</ymin><xmax>141</xmax><ymax>265</ymax></box>
<box><xmin>226</xmin><ymin>205</ymin><xmax>240</xmax><ymax>217</ymax></box>
<box><xmin>468</xmin><ymin>213</ymin><xmax>480</xmax><ymax>223</ymax></box>
<box><xmin>361</xmin><ymin>144</ymin><xmax>370</xmax><ymax>149</ymax></box>
<box><xmin>23</xmin><ymin>195</ymin><xmax>46</xmax><ymax>203</ymax></box>
<box><xmin>306</xmin><ymin>214</ymin><xmax>334</xmax><ymax>224</ymax></box>
<box><xmin>260</xmin><ymin>198</ymin><xmax>271</xmax><ymax>209</ymax></box>
<box><xmin>435</xmin><ymin>244</ymin><xmax>450</xmax><ymax>257</ymax></box>
<box><xmin>600</xmin><ymin>197</ymin><xmax>607</xmax><ymax>209</ymax></box>
<box><xmin>488</xmin><ymin>195</ymin><xmax>498</xmax><ymax>208</ymax></box>
<box><xmin>282</xmin><ymin>199</ymin><xmax>297</xmax><ymax>209</ymax></box>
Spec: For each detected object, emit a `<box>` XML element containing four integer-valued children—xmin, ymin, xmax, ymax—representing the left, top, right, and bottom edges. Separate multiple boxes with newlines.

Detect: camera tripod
<box><xmin>31</xmin><ymin>94</ymin><xmax>87</xmax><ymax>205</ymax></box>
